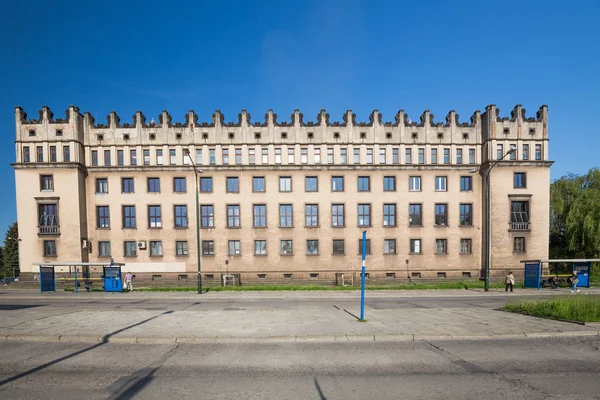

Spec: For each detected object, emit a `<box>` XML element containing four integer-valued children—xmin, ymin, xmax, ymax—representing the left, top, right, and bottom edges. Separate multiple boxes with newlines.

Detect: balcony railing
<box><xmin>38</xmin><ymin>215</ymin><xmax>60</xmax><ymax>235</ymax></box>
<box><xmin>510</xmin><ymin>222</ymin><xmax>531</xmax><ymax>231</ymax></box>
<box><xmin>510</xmin><ymin>212</ymin><xmax>530</xmax><ymax>231</ymax></box>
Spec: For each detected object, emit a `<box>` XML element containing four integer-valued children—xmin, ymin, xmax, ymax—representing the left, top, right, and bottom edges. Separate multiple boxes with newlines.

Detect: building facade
<box><xmin>13</xmin><ymin>105</ymin><xmax>551</xmax><ymax>282</ymax></box>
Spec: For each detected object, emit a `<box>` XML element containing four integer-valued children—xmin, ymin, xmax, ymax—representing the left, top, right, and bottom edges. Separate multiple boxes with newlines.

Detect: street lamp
<box><xmin>186</xmin><ymin>153</ymin><xmax>204</xmax><ymax>294</ymax></box>
<box><xmin>470</xmin><ymin>147</ymin><xmax>516</xmax><ymax>292</ymax></box>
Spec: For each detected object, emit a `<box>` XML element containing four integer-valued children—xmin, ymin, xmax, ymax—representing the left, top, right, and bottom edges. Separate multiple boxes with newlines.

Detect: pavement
<box><xmin>1</xmin><ymin>287</ymin><xmax>599</xmax><ymax>344</ymax></box>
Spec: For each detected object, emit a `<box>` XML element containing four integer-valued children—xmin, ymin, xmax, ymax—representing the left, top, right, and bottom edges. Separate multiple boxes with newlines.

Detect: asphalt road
<box><xmin>0</xmin><ymin>337</ymin><xmax>599</xmax><ymax>399</ymax></box>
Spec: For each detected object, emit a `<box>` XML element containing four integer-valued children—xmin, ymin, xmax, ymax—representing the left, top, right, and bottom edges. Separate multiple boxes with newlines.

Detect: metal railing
<box><xmin>38</xmin><ymin>215</ymin><xmax>60</xmax><ymax>235</ymax></box>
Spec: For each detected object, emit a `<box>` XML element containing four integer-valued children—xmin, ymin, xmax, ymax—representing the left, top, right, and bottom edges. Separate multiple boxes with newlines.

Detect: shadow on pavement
<box><xmin>314</xmin><ymin>377</ymin><xmax>327</xmax><ymax>400</ymax></box>
<box><xmin>0</xmin><ymin>310</ymin><xmax>174</xmax><ymax>387</ymax></box>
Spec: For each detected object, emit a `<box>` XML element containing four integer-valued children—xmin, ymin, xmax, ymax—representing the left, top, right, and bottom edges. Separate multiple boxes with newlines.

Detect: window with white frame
<box><xmin>435</xmin><ymin>176</ymin><xmax>447</xmax><ymax>192</ymax></box>
<box><xmin>409</xmin><ymin>176</ymin><xmax>421</xmax><ymax>192</ymax></box>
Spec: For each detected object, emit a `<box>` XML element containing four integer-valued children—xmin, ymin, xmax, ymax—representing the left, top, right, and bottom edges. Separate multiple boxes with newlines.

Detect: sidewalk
<box><xmin>1</xmin><ymin>288</ymin><xmax>598</xmax><ymax>344</ymax></box>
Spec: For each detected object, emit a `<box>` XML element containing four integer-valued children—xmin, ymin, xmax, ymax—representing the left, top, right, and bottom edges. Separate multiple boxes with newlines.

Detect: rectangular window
<box><xmin>201</xmin><ymin>205</ymin><xmax>214</xmax><ymax>228</ymax></box>
<box><xmin>435</xmin><ymin>204</ymin><xmax>448</xmax><ymax>226</ymax></box>
<box><xmin>252</xmin><ymin>177</ymin><xmax>265</xmax><ymax>192</ymax></box>
<box><xmin>50</xmin><ymin>146</ymin><xmax>57</xmax><ymax>162</ymax></box>
<box><xmin>261</xmin><ymin>148</ymin><xmax>268</xmax><ymax>164</ymax></box>
<box><xmin>228</xmin><ymin>240</ymin><xmax>241</xmax><ymax>256</ymax></box>
<box><xmin>469</xmin><ymin>148</ymin><xmax>475</xmax><ymax>164</ymax></box>
<box><xmin>331</xmin><ymin>176</ymin><xmax>344</xmax><ymax>192</ymax></box>
<box><xmin>379</xmin><ymin>148</ymin><xmax>386</xmax><ymax>164</ymax></box>
<box><xmin>384</xmin><ymin>239</ymin><xmax>396</xmax><ymax>255</ymax></box>
<box><xmin>358</xmin><ymin>204</ymin><xmax>371</xmax><ymax>227</ymax></box>
<box><xmin>288</xmin><ymin>148</ymin><xmax>295</xmax><ymax>164</ymax></box>
<box><xmin>279</xmin><ymin>204</ymin><xmax>293</xmax><ymax>227</ymax></box>
<box><xmin>358</xmin><ymin>176</ymin><xmax>370</xmax><ymax>192</ymax></box>
<box><xmin>306</xmin><ymin>240</ymin><xmax>319</xmax><ymax>255</ymax></box>
<box><xmin>222</xmin><ymin>148</ymin><xmax>229</xmax><ymax>165</ymax></box>
<box><xmin>353</xmin><ymin>148</ymin><xmax>360</xmax><ymax>164</ymax></box>
<box><xmin>96</xmin><ymin>178</ymin><xmax>108</xmax><ymax>194</ymax></box>
<box><xmin>91</xmin><ymin>150</ymin><xmax>97</xmax><ymax>166</ymax></box>
<box><xmin>305</xmin><ymin>176</ymin><xmax>318</xmax><ymax>192</ymax></box>
<box><xmin>40</xmin><ymin>175</ymin><xmax>54</xmax><ymax>191</ymax></box>
<box><xmin>431</xmin><ymin>148</ymin><xmax>438</xmax><ymax>164</ymax></box>
<box><xmin>435</xmin><ymin>239</ymin><xmax>448</xmax><ymax>254</ymax></box>
<box><xmin>209</xmin><ymin>148</ymin><xmax>216</xmax><ymax>165</ymax></box>
<box><xmin>332</xmin><ymin>204</ymin><xmax>345</xmax><ymax>227</ymax></box>
<box><xmin>535</xmin><ymin>144</ymin><xmax>542</xmax><ymax>160</ymax></box>
<box><xmin>148</xmin><ymin>205</ymin><xmax>162</xmax><ymax>228</ymax></box>
<box><xmin>279</xmin><ymin>177</ymin><xmax>292</xmax><ymax>192</ymax></box>
<box><xmin>253</xmin><ymin>204</ymin><xmax>266</xmax><ymax>227</ymax></box>
<box><xmin>358</xmin><ymin>239</ymin><xmax>371</xmax><ymax>255</ymax></box>
<box><xmin>330</xmin><ymin>239</ymin><xmax>344</xmax><ymax>255</ymax></box>
<box><xmin>175</xmin><ymin>205</ymin><xmax>188</xmax><ymax>228</ymax></box>
<box><xmin>301</xmin><ymin>148</ymin><xmax>308</xmax><ymax>164</ymax></box>
<box><xmin>460</xmin><ymin>204</ymin><xmax>472</xmax><ymax>226</ymax></box>
<box><xmin>405</xmin><ymin>148</ymin><xmax>412</xmax><ymax>164</ymax></box>
<box><xmin>514</xmin><ymin>173</ymin><xmax>527</xmax><ymax>188</ymax></box>
<box><xmin>235</xmin><ymin>148</ymin><xmax>242</xmax><ymax>165</ymax></box>
<box><xmin>435</xmin><ymin>176</ymin><xmax>447</xmax><ymax>192</ymax></box>
<box><xmin>200</xmin><ymin>177</ymin><xmax>212</xmax><ymax>193</ymax></box>
<box><xmin>150</xmin><ymin>241</ymin><xmax>163</xmax><ymax>257</ymax></box>
<box><xmin>170</xmin><ymin>149</ymin><xmax>177</xmax><ymax>165</ymax></box>
<box><xmin>99</xmin><ymin>241</ymin><xmax>111</xmax><ymax>257</ymax></box>
<box><xmin>227</xmin><ymin>205</ymin><xmax>240</xmax><ymax>228</ymax></box>
<box><xmin>383</xmin><ymin>204</ymin><xmax>396</xmax><ymax>227</ymax></box>
<box><xmin>460</xmin><ymin>239</ymin><xmax>472</xmax><ymax>254</ymax></box>
<box><xmin>456</xmin><ymin>149</ymin><xmax>463</xmax><ymax>164</ymax></box>
<box><xmin>122</xmin><ymin>205</ymin><xmax>136</xmax><ymax>228</ymax></box>
<box><xmin>96</xmin><ymin>206</ymin><xmax>110</xmax><ymax>229</ymax></box>
<box><xmin>202</xmin><ymin>240</ymin><xmax>215</xmax><ymax>256</ymax></box>
<box><xmin>124</xmin><ymin>241</ymin><xmax>137</xmax><ymax>257</ymax></box>
<box><xmin>117</xmin><ymin>150</ymin><xmax>124</xmax><ymax>166</ymax></box>
<box><xmin>410</xmin><ymin>239</ymin><xmax>421</xmax><ymax>254</ymax></box>
<box><xmin>443</xmin><ymin>148</ymin><xmax>450</xmax><ymax>164</ymax></box>
<box><xmin>104</xmin><ymin>150</ymin><xmax>111</xmax><ymax>166</ymax></box>
<box><xmin>23</xmin><ymin>146</ymin><xmax>31</xmax><ymax>163</ymax></box>
<box><xmin>174</xmin><ymin>177</ymin><xmax>186</xmax><ymax>193</ymax></box>
<box><xmin>497</xmin><ymin>144</ymin><xmax>504</xmax><ymax>160</ymax></box>
<box><xmin>383</xmin><ymin>176</ymin><xmax>396</xmax><ymax>192</ymax></box>
<box><xmin>510</xmin><ymin>144</ymin><xmax>517</xmax><ymax>160</ymax></box>
<box><xmin>281</xmin><ymin>240</ymin><xmax>293</xmax><ymax>255</ymax></box>
<box><xmin>275</xmin><ymin>148</ymin><xmax>281</xmax><ymax>164</ymax></box>
<box><xmin>183</xmin><ymin>149</ymin><xmax>190</xmax><ymax>165</ymax></box>
<box><xmin>511</xmin><ymin>201</ymin><xmax>530</xmax><ymax>227</ymax></box>
<box><xmin>522</xmin><ymin>144</ymin><xmax>529</xmax><ymax>160</ymax></box>
<box><xmin>38</xmin><ymin>204</ymin><xmax>58</xmax><ymax>233</ymax></box>
<box><xmin>418</xmin><ymin>148</ymin><xmax>424</xmax><ymax>164</ymax></box>
<box><xmin>315</xmin><ymin>148</ymin><xmax>322</xmax><ymax>163</ymax></box>
<box><xmin>409</xmin><ymin>176</ymin><xmax>421</xmax><ymax>192</ymax></box>
<box><xmin>254</xmin><ymin>240</ymin><xmax>267</xmax><ymax>255</ymax></box>
<box><xmin>147</xmin><ymin>177</ymin><xmax>160</xmax><ymax>193</ymax></box>
<box><xmin>63</xmin><ymin>146</ymin><xmax>70</xmax><ymax>162</ymax></box>
<box><xmin>196</xmin><ymin>148</ymin><xmax>203</xmax><ymax>164</ymax></box>
<box><xmin>513</xmin><ymin>237</ymin><xmax>526</xmax><ymax>253</ymax></box>
<box><xmin>176</xmin><ymin>241</ymin><xmax>189</xmax><ymax>256</ymax></box>
<box><xmin>327</xmin><ymin>148</ymin><xmax>334</xmax><ymax>164</ymax></box>
<box><xmin>409</xmin><ymin>204</ymin><xmax>422</xmax><ymax>226</ymax></box>
<box><xmin>130</xmin><ymin>149</ymin><xmax>137</xmax><ymax>166</ymax></box>
<box><xmin>305</xmin><ymin>204</ymin><xmax>318</xmax><ymax>227</ymax></box>
<box><xmin>340</xmin><ymin>148</ymin><xmax>347</xmax><ymax>164</ymax></box>
<box><xmin>366</xmin><ymin>148</ymin><xmax>373</xmax><ymax>164</ymax></box>
<box><xmin>460</xmin><ymin>176</ymin><xmax>472</xmax><ymax>191</ymax></box>
<box><xmin>226</xmin><ymin>177</ymin><xmax>239</xmax><ymax>193</ymax></box>
<box><xmin>392</xmin><ymin>148</ymin><xmax>399</xmax><ymax>164</ymax></box>
<box><xmin>248</xmin><ymin>148</ymin><xmax>255</xmax><ymax>165</ymax></box>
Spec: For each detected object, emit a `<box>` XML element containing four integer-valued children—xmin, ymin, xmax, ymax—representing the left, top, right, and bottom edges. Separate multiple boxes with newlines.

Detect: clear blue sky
<box><xmin>1</xmin><ymin>0</ymin><xmax>599</xmax><ymax>233</ymax></box>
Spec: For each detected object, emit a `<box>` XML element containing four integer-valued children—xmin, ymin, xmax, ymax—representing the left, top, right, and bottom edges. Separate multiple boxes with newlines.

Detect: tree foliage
<box><xmin>2</xmin><ymin>222</ymin><xmax>19</xmax><ymax>278</ymax></box>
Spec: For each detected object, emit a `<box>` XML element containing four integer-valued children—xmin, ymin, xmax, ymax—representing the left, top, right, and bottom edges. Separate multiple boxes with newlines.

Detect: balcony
<box><xmin>510</xmin><ymin>211</ymin><xmax>530</xmax><ymax>231</ymax></box>
<box><xmin>38</xmin><ymin>215</ymin><xmax>60</xmax><ymax>235</ymax></box>
<box><xmin>510</xmin><ymin>222</ymin><xmax>531</xmax><ymax>231</ymax></box>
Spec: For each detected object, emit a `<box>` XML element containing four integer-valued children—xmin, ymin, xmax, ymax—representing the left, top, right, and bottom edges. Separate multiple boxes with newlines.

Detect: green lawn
<box><xmin>502</xmin><ymin>295</ymin><xmax>600</xmax><ymax>323</ymax></box>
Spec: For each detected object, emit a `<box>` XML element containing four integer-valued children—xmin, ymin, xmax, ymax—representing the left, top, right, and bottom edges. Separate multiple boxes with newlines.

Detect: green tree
<box><xmin>549</xmin><ymin>173</ymin><xmax>583</xmax><ymax>258</ymax></box>
<box><xmin>2</xmin><ymin>222</ymin><xmax>19</xmax><ymax>278</ymax></box>
<box><xmin>566</xmin><ymin>188</ymin><xmax>600</xmax><ymax>258</ymax></box>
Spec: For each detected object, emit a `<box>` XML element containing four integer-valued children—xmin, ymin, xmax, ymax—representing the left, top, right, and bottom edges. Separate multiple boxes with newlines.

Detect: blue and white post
<box><xmin>360</xmin><ymin>230</ymin><xmax>367</xmax><ymax>321</ymax></box>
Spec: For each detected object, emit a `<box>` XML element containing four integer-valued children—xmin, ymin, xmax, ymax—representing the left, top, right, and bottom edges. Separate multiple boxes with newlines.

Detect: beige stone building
<box><xmin>12</xmin><ymin>104</ymin><xmax>551</xmax><ymax>283</ymax></box>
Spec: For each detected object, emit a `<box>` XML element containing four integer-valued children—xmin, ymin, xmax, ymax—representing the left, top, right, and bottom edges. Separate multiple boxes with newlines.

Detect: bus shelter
<box><xmin>520</xmin><ymin>259</ymin><xmax>598</xmax><ymax>289</ymax></box>
<box><xmin>33</xmin><ymin>259</ymin><xmax>126</xmax><ymax>293</ymax></box>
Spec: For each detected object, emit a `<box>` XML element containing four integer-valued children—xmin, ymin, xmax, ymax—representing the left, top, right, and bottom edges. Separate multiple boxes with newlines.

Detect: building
<box><xmin>12</xmin><ymin>104</ymin><xmax>551</xmax><ymax>283</ymax></box>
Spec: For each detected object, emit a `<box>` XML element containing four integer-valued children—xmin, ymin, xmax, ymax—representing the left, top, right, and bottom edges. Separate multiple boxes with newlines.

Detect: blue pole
<box><xmin>74</xmin><ymin>265</ymin><xmax>78</xmax><ymax>294</ymax></box>
<box><xmin>360</xmin><ymin>230</ymin><xmax>366</xmax><ymax>321</ymax></box>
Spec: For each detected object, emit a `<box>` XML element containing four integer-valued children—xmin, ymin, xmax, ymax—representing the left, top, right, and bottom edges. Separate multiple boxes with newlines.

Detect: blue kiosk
<box><xmin>521</xmin><ymin>259</ymin><xmax>598</xmax><ymax>289</ymax></box>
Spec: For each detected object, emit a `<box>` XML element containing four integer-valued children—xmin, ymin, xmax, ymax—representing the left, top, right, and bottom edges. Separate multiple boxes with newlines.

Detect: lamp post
<box><xmin>186</xmin><ymin>153</ymin><xmax>204</xmax><ymax>294</ymax></box>
<box><xmin>470</xmin><ymin>147</ymin><xmax>516</xmax><ymax>292</ymax></box>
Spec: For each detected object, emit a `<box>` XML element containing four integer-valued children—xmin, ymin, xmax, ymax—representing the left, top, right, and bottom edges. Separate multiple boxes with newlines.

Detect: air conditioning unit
<box><xmin>82</xmin><ymin>239</ymin><xmax>88</xmax><ymax>249</ymax></box>
<box><xmin>138</xmin><ymin>240</ymin><xmax>147</xmax><ymax>250</ymax></box>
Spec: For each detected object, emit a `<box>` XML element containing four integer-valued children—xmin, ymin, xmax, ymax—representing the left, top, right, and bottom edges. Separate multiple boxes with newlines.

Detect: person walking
<box><xmin>125</xmin><ymin>272</ymin><xmax>133</xmax><ymax>292</ymax></box>
<box><xmin>505</xmin><ymin>271</ymin><xmax>515</xmax><ymax>292</ymax></box>
<box><xmin>571</xmin><ymin>271</ymin><xmax>580</xmax><ymax>293</ymax></box>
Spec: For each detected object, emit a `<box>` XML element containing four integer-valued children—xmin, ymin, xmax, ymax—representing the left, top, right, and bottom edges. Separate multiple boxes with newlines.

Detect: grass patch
<box><xmin>502</xmin><ymin>295</ymin><xmax>600</xmax><ymax>323</ymax></box>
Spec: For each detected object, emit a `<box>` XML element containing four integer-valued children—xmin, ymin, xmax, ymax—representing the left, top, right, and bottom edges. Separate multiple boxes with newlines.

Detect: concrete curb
<box><xmin>1</xmin><ymin>330</ymin><xmax>598</xmax><ymax>345</ymax></box>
